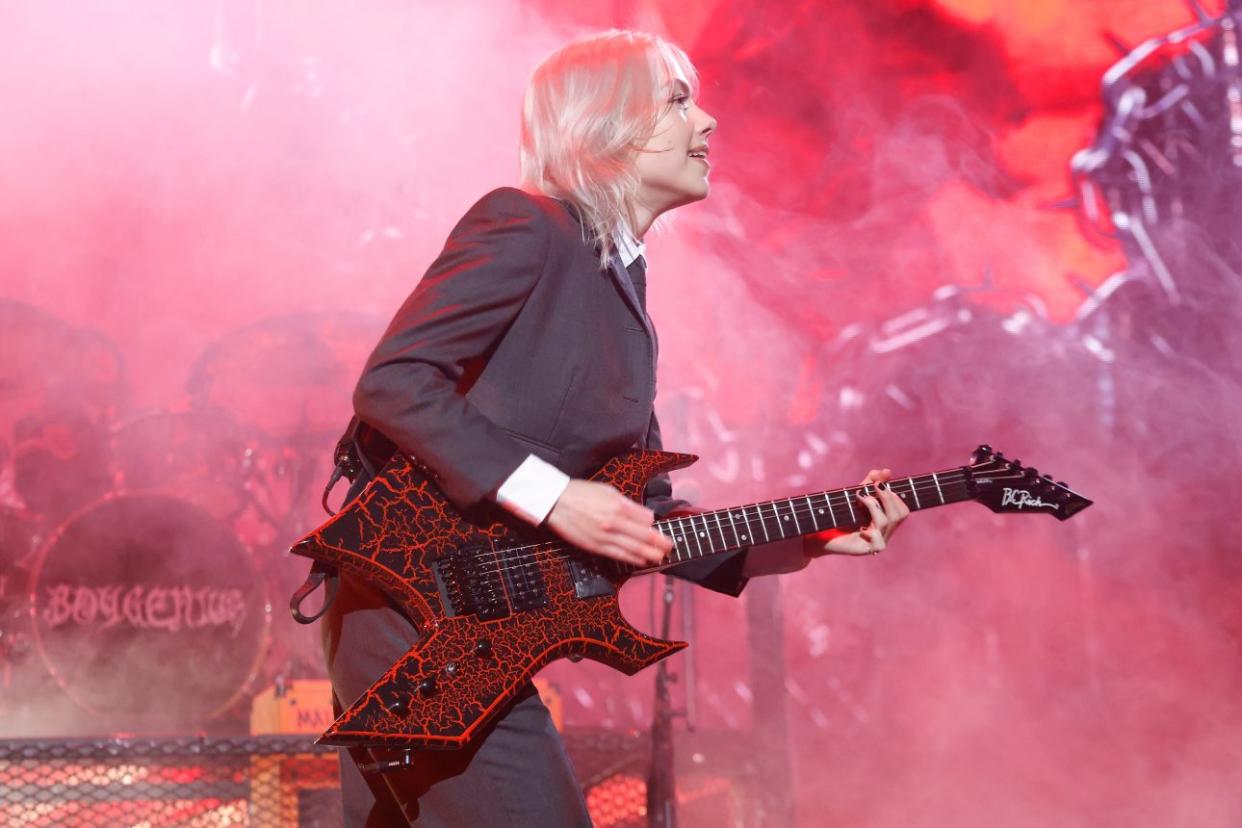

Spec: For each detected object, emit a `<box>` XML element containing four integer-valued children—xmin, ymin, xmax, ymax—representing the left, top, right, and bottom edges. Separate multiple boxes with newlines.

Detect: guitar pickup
<box><xmin>498</xmin><ymin>546</ymin><xmax>550</xmax><ymax>613</ymax></box>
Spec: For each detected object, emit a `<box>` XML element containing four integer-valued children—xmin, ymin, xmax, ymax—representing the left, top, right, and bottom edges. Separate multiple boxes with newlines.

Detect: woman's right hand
<box><xmin>545</xmin><ymin>480</ymin><xmax>672</xmax><ymax>566</ymax></box>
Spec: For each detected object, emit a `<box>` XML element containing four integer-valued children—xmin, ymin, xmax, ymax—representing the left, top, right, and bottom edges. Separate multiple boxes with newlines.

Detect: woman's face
<box><xmin>634</xmin><ymin>73</ymin><xmax>717</xmax><ymax>220</ymax></box>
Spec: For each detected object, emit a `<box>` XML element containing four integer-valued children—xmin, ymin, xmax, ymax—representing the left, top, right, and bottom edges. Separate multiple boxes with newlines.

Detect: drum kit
<box><xmin>0</xmin><ymin>299</ymin><xmax>379</xmax><ymax>737</ymax></box>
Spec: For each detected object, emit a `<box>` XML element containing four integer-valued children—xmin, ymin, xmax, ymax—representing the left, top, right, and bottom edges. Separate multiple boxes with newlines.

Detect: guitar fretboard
<box><xmin>647</xmin><ymin>469</ymin><xmax>973</xmax><ymax>569</ymax></box>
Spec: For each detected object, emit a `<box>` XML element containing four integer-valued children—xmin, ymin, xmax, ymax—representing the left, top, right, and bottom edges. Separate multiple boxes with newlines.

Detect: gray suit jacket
<box><xmin>352</xmin><ymin>187</ymin><xmax>748</xmax><ymax>595</ymax></box>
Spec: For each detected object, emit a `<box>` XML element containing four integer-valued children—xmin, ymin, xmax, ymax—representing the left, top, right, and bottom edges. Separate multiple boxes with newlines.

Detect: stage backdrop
<box><xmin>1</xmin><ymin>1</ymin><xmax>1238</xmax><ymax>826</ymax></box>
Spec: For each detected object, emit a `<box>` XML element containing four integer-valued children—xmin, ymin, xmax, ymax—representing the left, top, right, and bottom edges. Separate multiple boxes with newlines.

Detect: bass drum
<box><xmin>28</xmin><ymin>494</ymin><xmax>271</xmax><ymax>732</ymax></box>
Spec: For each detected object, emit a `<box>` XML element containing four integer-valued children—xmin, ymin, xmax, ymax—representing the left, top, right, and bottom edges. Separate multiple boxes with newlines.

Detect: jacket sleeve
<box><xmin>643</xmin><ymin>410</ymin><xmax>751</xmax><ymax>597</ymax></box>
<box><xmin>352</xmin><ymin>187</ymin><xmax>550</xmax><ymax>509</ymax></box>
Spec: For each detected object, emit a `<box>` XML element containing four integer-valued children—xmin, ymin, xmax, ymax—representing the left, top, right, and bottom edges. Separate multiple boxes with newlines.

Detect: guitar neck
<box><xmin>641</xmin><ymin>467</ymin><xmax>973</xmax><ymax>572</ymax></box>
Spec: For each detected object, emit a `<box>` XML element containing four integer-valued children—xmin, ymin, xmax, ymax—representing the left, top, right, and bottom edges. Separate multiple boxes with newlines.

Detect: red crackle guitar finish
<box><xmin>290</xmin><ymin>445</ymin><xmax>1091</xmax><ymax>751</ymax></box>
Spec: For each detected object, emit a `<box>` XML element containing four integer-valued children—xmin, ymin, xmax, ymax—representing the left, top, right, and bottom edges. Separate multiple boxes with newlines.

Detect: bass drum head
<box><xmin>29</xmin><ymin>494</ymin><xmax>271</xmax><ymax>732</ymax></box>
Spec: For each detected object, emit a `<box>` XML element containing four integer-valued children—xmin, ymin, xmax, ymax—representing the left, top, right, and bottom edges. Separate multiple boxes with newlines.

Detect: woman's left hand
<box><xmin>804</xmin><ymin>467</ymin><xmax>911</xmax><ymax>558</ymax></box>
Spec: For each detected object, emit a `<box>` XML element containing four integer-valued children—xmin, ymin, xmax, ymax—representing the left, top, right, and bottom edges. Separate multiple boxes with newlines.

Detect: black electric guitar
<box><xmin>290</xmin><ymin>444</ymin><xmax>1090</xmax><ymax>751</ymax></box>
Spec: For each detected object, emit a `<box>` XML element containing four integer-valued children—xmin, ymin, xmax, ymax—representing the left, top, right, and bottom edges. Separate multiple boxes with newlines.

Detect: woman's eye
<box><xmin>671</xmin><ymin>95</ymin><xmax>690</xmax><ymax>110</ymax></box>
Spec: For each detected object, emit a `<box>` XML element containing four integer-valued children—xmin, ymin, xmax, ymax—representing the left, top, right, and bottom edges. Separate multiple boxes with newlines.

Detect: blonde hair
<box><xmin>519</xmin><ymin>30</ymin><xmax>700</xmax><ymax>266</ymax></box>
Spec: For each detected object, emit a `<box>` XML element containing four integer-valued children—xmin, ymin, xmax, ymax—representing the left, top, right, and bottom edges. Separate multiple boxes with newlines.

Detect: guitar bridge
<box><xmin>432</xmin><ymin>546</ymin><xmax>509</xmax><ymax>621</ymax></box>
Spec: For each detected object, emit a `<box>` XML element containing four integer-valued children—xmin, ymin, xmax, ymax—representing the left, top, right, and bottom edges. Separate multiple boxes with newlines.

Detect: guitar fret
<box><xmin>725</xmin><ymin>509</ymin><xmax>743</xmax><ymax>547</ymax></box>
<box><xmin>660</xmin><ymin>522</ymin><xmax>679</xmax><ymax>562</ymax></box>
<box><xmin>770</xmin><ymin>502</ymin><xmax>788</xmax><ymax>539</ymax></box>
<box><xmin>695</xmin><ymin>514</ymin><xmax>714</xmax><ymax>556</ymax></box>
<box><xmin>673</xmin><ymin>519</ymin><xmax>689</xmax><ymax>561</ymax></box>
<box><xmin>805</xmin><ymin>496</ymin><xmax>820</xmax><ymax>532</ymax></box>
<box><xmin>825</xmin><ymin>492</ymin><xmax>841</xmax><ymax>528</ymax></box>
<box><xmin>712</xmin><ymin>511</ymin><xmax>729</xmax><ymax>550</ymax></box>
<box><xmin>845</xmin><ymin>490</ymin><xmax>857</xmax><ymax>525</ymax></box>
<box><xmin>751</xmin><ymin>505</ymin><xmax>770</xmax><ymax>543</ymax></box>
<box><xmin>909</xmin><ymin>477</ymin><xmax>922</xmax><ymax>509</ymax></box>
<box><xmin>739</xmin><ymin>508</ymin><xmax>754</xmax><ymax>544</ymax></box>
<box><xmin>787</xmin><ymin>498</ymin><xmax>803</xmax><ymax>534</ymax></box>
<box><xmin>685</xmin><ymin>515</ymin><xmax>704</xmax><ymax>558</ymax></box>
<box><xmin>931</xmin><ymin>472</ymin><xmax>945</xmax><ymax>504</ymax></box>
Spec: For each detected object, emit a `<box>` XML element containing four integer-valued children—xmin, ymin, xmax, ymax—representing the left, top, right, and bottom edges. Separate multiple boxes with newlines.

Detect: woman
<box><xmin>322</xmin><ymin>29</ymin><xmax>908</xmax><ymax>826</ymax></box>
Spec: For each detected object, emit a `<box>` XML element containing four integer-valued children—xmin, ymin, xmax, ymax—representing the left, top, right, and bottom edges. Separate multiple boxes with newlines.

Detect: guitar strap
<box><xmin>290</xmin><ymin>417</ymin><xmax>371</xmax><ymax>624</ymax></box>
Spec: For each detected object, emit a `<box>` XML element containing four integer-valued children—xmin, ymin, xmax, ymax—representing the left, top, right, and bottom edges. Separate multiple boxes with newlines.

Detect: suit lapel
<box><xmin>605</xmin><ymin>252</ymin><xmax>657</xmax><ymax>353</ymax></box>
<box><xmin>555</xmin><ymin>197</ymin><xmax>658</xmax><ymax>354</ymax></box>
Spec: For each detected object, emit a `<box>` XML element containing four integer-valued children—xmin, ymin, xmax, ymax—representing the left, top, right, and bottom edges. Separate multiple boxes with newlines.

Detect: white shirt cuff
<box><xmin>496</xmin><ymin>454</ymin><xmax>571</xmax><ymax>525</ymax></box>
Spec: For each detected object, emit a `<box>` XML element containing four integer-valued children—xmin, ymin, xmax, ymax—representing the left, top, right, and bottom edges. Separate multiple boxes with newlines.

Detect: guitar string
<box><xmin>465</xmin><ymin>469</ymin><xmax>1019</xmax><ymax>573</ymax></box>
<box><xmin>472</xmin><ymin>482</ymin><xmax>982</xmax><ymax>583</ymax></box>
<box><xmin>469</xmin><ymin>466</ymin><xmax>999</xmax><ymax>568</ymax></box>
<box><xmin>459</xmin><ymin>468</ymin><xmax>1039</xmax><ymax>576</ymax></box>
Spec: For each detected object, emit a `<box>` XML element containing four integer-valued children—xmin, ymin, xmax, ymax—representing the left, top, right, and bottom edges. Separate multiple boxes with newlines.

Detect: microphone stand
<box><xmin>646</xmin><ymin>574</ymin><xmax>679</xmax><ymax>827</ymax></box>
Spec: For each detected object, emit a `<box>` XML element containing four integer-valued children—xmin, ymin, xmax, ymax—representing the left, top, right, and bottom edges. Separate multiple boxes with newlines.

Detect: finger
<box><xmin>627</xmin><ymin>529</ymin><xmax>672</xmax><ymax>563</ymax></box>
<box><xmin>855</xmin><ymin>490</ymin><xmax>888</xmax><ymax>529</ymax></box>
<box><xmin>598</xmin><ymin>534</ymin><xmax>658</xmax><ymax>566</ymax></box>
<box><xmin>610</xmin><ymin>510</ymin><xmax>667</xmax><ymax>547</ymax></box>
<box><xmin>876</xmin><ymin>486</ymin><xmax>908</xmax><ymax>521</ymax></box>
<box><xmin>603</xmin><ymin>546</ymin><xmax>649</xmax><ymax>567</ymax></box>
<box><xmin>602</xmin><ymin>529</ymin><xmax>666</xmax><ymax>563</ymax></box>
<box><xmin>858</xmin><ymin>527</ymin><xmax>886</xmax><ymax>552</ymax></box>
<box><xmin>618</xmin><ymin>502</ymin><xmax>668</xmax><ymax>545</ymax></box>
<box><xmin>619</xmin><ymin>497</ymin><xmax>656</xmax><ymax>523</ymax></box>
<box><xmin>859</xmin><ymin>468</ymin><xmax>892</xmax><ymax>485</ymax></box>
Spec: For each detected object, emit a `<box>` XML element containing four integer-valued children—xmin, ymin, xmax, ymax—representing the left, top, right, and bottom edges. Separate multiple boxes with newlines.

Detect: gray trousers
<box><xmin>321</xmin><ymin>572</ymin><xmax>592</xmax><ymax>827</ymax></box>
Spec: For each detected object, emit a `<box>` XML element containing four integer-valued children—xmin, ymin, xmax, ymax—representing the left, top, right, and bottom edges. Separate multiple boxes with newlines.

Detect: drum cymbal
<box><xmin>0</xmin><ymin>299</ymin><xmax>125</xmax><ymax>442</ymax></box>
<box><xmin>186</xmin><ymin>311</ymin><xmax>380</xmax><ymax>437</ymax></box>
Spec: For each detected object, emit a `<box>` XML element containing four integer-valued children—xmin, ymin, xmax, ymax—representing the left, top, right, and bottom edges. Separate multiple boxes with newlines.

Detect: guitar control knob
<box><xmin>474</xmin><ymin>639</ymin><xmax>493</xmax><ymax>658</ymax></box>
<box><xmin>418</xmin><ymin>676</ymin><xmax>438</xmax><ymax>697</ymax></box>
<box><xmin>380</xmin><ymin>690</ymin><xmax>407</xmax><ymax>715</ymax></box>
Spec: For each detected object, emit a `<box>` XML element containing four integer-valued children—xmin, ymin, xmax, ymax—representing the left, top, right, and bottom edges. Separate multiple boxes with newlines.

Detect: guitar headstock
<box><xmin>966</xmin><ymin>445</ymin><xmax>1092</xmax><ymax>521</ymax></box>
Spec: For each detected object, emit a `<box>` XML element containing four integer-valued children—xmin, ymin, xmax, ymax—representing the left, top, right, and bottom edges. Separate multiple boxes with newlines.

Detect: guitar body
<box><xmin>291</xmin><ymin>441</ymin><xmax>1091</xmax><ymax>752</ymax></box>
<box><xmin>291</xmin><ymin>448</ymin><xmax>698</xmax><ymax>750</ymax></box>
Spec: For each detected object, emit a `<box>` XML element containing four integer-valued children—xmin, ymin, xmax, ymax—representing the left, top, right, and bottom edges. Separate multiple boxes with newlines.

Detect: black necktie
<box><xmin>625</xmin><ymin>254</ymin><xmax>647</xmax><ymax>311</ymax></box>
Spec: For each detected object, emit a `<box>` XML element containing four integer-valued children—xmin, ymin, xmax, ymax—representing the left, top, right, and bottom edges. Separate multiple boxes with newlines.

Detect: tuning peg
<box><xmin>418</xmin><ymin>675</ymin><xmax>438</xmax><ymax>697</ymax></box>
<box><xmin>1042</xmin><ymin>474</ymin><xmax>1053</xmax><ymax>480</ymax></box>
<box><xmin>1057</xmin><ymin>481</ymin><xmax>1067</xmax><ymax>488</ymax></box>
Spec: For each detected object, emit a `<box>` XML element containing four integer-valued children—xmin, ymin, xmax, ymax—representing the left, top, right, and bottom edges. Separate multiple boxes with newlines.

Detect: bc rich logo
<box><xmin>1001</xmin><ymin>488</ymin><xmax>1051</xmax><ymax>510</ymax></box>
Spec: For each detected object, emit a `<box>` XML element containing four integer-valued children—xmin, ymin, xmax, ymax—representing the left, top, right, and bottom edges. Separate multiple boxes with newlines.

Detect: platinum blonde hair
<box><xmin>520</xmin><ymin>30</ymin><xmax>700</xmax><ymax>266</ymax></box>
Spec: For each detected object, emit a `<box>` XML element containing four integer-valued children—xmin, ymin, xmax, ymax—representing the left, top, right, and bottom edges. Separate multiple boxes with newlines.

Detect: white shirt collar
<box><xmin>614</xmin><ymin>224</ymin><xmax>646</xmax><ymax>269</ymax></box>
